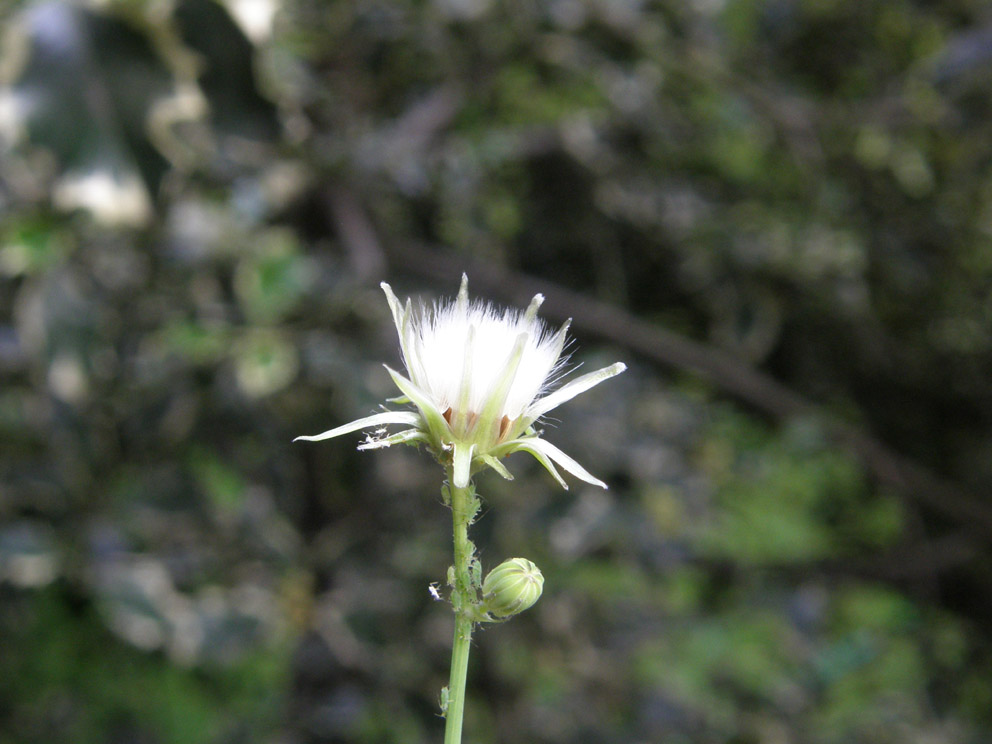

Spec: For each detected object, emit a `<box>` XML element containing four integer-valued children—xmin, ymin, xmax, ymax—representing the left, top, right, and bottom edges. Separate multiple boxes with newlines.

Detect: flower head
<box><xmin>296</xmin><ymin>275</ymin><xmax>626</xmax><ymax>488</ymax></box>
<box><xmin>482</xmin><ymin>557</ymin><xmax>544</xmax><ymax>618</ymax></box>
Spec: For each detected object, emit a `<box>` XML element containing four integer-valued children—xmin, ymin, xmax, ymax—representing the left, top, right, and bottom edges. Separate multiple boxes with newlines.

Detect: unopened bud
<box><xmin>482</xmin><ymin>558</ymin><xmax>544</xmax><ymax>618</ymax></box>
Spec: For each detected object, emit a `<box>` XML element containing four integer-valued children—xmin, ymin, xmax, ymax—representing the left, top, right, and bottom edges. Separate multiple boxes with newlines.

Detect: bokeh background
<box><xmin>2</xmin><ymin>0</ymin><xmax>992</xmax><ymax>742</ymax></box>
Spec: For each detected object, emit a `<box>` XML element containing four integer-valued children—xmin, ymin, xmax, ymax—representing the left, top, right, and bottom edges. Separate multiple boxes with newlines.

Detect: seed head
<box><xmin>296</xmin><ymin>275</ymin><xmax>626</xmax><ymax>489</ymax></box>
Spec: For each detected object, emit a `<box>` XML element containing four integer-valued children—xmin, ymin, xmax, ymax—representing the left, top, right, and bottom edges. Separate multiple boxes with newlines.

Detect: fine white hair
<box><xmin>404</xmin><ymin>297</ymin><xmax>566</xmax><ymax>420</ymax></box>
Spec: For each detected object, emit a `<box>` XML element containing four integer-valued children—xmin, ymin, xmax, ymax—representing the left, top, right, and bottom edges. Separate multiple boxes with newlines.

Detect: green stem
<box><xmin>444</xmin><ymin>471</ymin><xmax>477</xmax><ymax>744</ymax></box>
<box><xmin>444</xmin><ymin>613</ymin><xmax>473</xmax><ymax>744</ymax></box>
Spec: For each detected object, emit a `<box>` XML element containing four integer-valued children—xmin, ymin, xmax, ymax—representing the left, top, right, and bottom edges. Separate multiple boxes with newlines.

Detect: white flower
<box><xmin>296</xmin><ymin>275</ymin><xmax>626</xmax><ymax>489</ymax></box>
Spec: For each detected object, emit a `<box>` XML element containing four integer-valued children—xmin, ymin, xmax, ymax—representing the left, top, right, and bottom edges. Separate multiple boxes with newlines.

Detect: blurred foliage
<box><xmin>2</xmin><ymin>0</ymin><xmax>992</xmax><ymax>742</ymax></box>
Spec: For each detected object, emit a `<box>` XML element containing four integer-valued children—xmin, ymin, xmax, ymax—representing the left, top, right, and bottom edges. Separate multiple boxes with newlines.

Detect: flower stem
<box><xmin>444</xmin><ymin>613</ymin><xmax>473</xmax><ymax>744</ymax></box>
<box><xmin>444</xmin><ymin>470</ymin><xmax>478</xmax><ymax>744</ymax></box>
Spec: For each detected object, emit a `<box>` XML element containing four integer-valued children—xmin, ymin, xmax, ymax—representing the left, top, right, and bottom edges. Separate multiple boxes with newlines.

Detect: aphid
<box><xmin>428</xmin><ymin>582</ymin><xmax>442</xmax><ymax>601</ymax></box>
<box><xmin>439</xmin><ymin>686</ymin><xmax>450</xmax><ymax>717</ymax></box>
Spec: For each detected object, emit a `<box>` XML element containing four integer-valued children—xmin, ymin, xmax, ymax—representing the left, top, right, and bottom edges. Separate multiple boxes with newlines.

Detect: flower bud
<box><xmin>482</xmin><ymin>558</ymin><xmax>544</xmax><ymax>618</ymax></box>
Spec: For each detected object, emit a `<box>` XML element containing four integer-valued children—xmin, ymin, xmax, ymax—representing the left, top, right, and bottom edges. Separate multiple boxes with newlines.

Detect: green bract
<box><xmin>296</xmin><ymin>275</ymin><xmax>626</xmax><ymax>488</ymax></box>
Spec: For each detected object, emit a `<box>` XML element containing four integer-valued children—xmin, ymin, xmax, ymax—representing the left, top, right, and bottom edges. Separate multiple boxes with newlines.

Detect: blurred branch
<box><xmin>323</xmin><ymin>84</ymin><xmax>464</xmax><ymax>283</ymax></box>
<box><xmin>390</xmin><ymin>84</ymin><xmax>463</xmax><ymax>151</ymax></box>
<box><xmin>325</xmin><ymin>185</ymin><xmax>387</xmax><ymax>282</ymax></box>
<box><xmin>818</xmin><ymin>532</ymin><xmax>979</xmax><ymax>583</ymax></box>
<box><xmin>697</xmin><ymin>531</ymin><xmax>980</xmax><ymax>595</ymax></box>
<box><xmin>382</xmin><ymin>241</ymin><xmax>992</xmax><ymax>542</ymax></box>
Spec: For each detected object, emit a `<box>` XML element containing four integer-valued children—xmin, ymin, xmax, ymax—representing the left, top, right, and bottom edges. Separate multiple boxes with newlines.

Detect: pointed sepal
<box><xmin>480</xmin><ymin>454</ymin><xmax>515</xmax><ymax>480</ymax></box>
<box><xmin>452</xmin><ymin>442</ymin><xmax>476</xmax><ymax>488</ymax></box>
<box><xmin>357</xmin><ymin>428</ymin><xmax>428</xmax><ymax>450</ymax></box>
<box><xmin>384</xmin><ymin>365</ymin><xmax>450</xmax><ymax>446</ymax></box>
<box><xmin>510</xmin><ymin>439</ymin><xmax>569</xmax><ymax>489</ymax></box>
<box><xmin>523</xmin><ymin>437</ymin><xmax>608</xmax><ymax>489</ymax></box>
<box><xmin>525</xmin><ymin>362</ymin><xmax>627</xmax><ymax>422</ymax></box>
<box><xmin>509</xmin><ymin>436</ymin><xmax>609</xmax><ymax>489</ymax></box>
<box><xmin>294</xmin><ymin>410</ymin><xmax>421</xmax><ymax>443</ymax></box>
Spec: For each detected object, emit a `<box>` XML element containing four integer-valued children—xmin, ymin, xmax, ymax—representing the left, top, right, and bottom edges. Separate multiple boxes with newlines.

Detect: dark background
<box><xmin>2</xmin><ymin>0</ymin><xmax>992</xmax><ymax>742</ymax></box>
